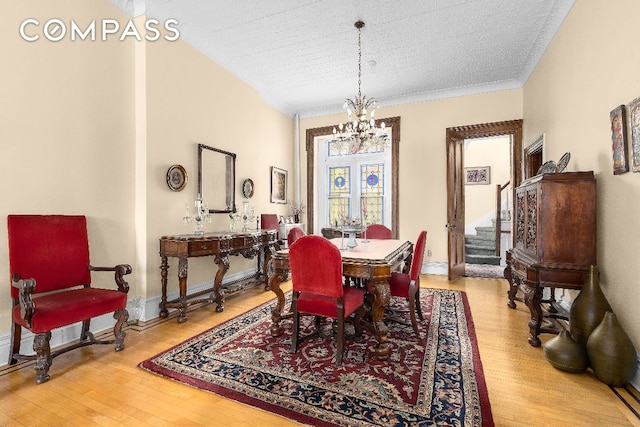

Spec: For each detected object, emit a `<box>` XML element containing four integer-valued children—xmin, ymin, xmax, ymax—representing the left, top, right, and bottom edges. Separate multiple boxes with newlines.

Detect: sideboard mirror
<box><xmin>198</xmin><ymin>143</ymin><xmax>236</xmax><ymax>213</ymax></box>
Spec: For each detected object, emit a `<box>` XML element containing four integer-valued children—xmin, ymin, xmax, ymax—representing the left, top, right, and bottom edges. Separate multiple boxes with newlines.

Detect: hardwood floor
<box><xmin>1</xmin><ymin>275</ymin><xmax>638</xmax><ymax>426</ymax></box>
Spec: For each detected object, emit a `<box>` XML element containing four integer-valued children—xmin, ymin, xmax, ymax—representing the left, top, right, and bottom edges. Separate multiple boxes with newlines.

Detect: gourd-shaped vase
<box><xmin>569</xmin><ymin>265</ymin><xmax>612</xmax><ymax>348</ymax></box>
<box><xmin>586</xmin><ymin>311</ymin><xmax>637</xmax><ymax>387</ymax></box>
<box><xmin>543</xmin><ymin>328</ymin><xmax>589</xmax><ymax>373</ymax></box>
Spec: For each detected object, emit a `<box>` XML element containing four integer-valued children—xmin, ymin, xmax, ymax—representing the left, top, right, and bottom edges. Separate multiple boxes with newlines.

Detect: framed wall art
<box><xmin>627</xmin><ymin>97</ymin><xmax>640</xmax><ymax>172</ymax></box>
<box><xmin>270</xmin><ymin>166</ymin><xmax>287</xmax><ymax>204</ymax></box>
<box><xmin>610</xmin><ymin>104</ymin><xmax>629</xmax><ymax>174</ymax></box>
<box><xmin>464</xmin><ymin>166</ymin><xmax>491</xmax><ymax>185</ymax></box>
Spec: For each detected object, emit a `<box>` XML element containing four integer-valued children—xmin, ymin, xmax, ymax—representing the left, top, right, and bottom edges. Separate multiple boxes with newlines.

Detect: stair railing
<box><xmin>495</xmin><ymin>181</ymin><xmax>510</xmax><ymax>256</ymax></box>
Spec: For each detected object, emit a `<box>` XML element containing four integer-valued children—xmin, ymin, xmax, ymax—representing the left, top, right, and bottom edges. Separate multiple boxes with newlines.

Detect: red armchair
<box><xmin>289</xmin><ymin>235</ymin><xmax>365</xmax><ymax>365</ymax></box>
<box><xmin>8</xmin><ymin>215</ymin><xmax>132</xmax><ymax>384</ymax></box>
<box><xmin>286</xmin><ymin>226</ymin><xmax>306</xmax><ymax>247</ymax></box>
<box><xmin>365</xmin><ymin>223</ymin><xmax>393</xmax><ymax>239</ymax></box>
<box><xmin>387</xmin><ymin>230</ymin><xmax>427</xmax><ymax>335</ymax></box>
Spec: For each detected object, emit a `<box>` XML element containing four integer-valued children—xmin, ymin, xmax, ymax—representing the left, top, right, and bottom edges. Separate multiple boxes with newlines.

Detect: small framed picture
<box><xmin>270</xmin><ymin>166</ymin><xmax>287</xmax><ymax>204</ymax></box>
<box><xmin>610</xmin><ymin>104</ymin><xmax>629</xmax><ymax>175</ymax></box>
<box><xmin>464</xmin><ymin>166</ymin><xmax>491</xmax><ymax>185</ymax></box>
<box><xmin>627</xmin><ymin>97</ymin><xmax>640</xmax><ymax>173</ymax></box>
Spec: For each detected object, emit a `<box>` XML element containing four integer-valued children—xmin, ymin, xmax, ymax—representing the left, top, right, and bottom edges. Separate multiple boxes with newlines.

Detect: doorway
<box><xmin>446</xmin><ymin>120</ymin><xmax>523</xmax><ymax>281</ymax></box>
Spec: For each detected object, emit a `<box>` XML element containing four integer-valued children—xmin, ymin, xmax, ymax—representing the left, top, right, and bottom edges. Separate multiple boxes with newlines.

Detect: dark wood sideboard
<box><xmin>159</xmin><ymin>230</ymin><xmax>278</xmax><ymax>322</ymax></box>
<box><xmin>505</xmin><ymin>171</ymin><xmax>596</xmax><ymax>346</ymax></box>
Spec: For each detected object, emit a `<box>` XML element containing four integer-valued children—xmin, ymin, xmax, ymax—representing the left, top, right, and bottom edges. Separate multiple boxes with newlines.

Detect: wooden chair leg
<box><xmin>336</xmin><ymin>302</ymin><xmax>345</xmax><ymax>365</ymax></box>
<box><xmin>113</xmin><ymin>309</ymin><xmax>129</xmax><ymax>351</ymax></box>
<box><xmin>80</xmin><ymin>319</ymin><xmax>91</xmax><ymax>341</ymax></box>
<box><xmin>415</xmin><ymin>291</ymin><xmax>424</xmax><ymax>321</ymax></box>
<box><xmin>8</xmin><ymin>320</ymin><xmax>21</xmax><ymax>365</ymax></box>
<box><xmin>336</xmin><ymin>317</ymin><xmax>344</xmax><ymax>366</ymax></box>
<box><xmin>408</xmin><ymin>296</ymin><xmax>419</xmax><ymax>335</ymax></box>
<box><xmin>33</xmin><ymin>332</ymin><xmax>52</xmax><ymax>384</ymax></box>
<box><xmin>290</xmin><ymin>295</ymin><xmax>299</xmax><ymax>354</ymax></box>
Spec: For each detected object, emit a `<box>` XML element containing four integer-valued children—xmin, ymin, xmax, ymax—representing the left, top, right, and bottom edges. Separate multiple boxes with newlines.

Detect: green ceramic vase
<box><xmin>543</xmin><ymin>328</ymin><xmax>589</xmax><ymax>373</ymax></box>
<box><xmin>586</xmin><ymin>311</ymin><xmax>637</xmax><ymax>387</ymax></box>
<box><xmin>569</xmin><ymin>265</ymin><xmax>612</xmax><ymax>348</ymax></box>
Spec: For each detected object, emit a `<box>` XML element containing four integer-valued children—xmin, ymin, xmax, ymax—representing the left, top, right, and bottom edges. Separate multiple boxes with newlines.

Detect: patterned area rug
<box><xmin>139</xmin><ymin>289</ymin><xmax>493</xmax><ymax>426</ymax></box>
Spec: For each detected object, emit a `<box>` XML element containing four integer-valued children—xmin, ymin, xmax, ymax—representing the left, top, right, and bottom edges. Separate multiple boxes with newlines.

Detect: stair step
<box><xmin>465</xmin><ymin>235</ymin><xmax>494</xmax><ymax>245</ymax></box>
<box><xmin>475</xmin><ymin>226</ymin><xmax>496</xmax><ymax>239</ymax></box>
<box><xmin>466</xmin><ymin>244</ymin><xmax>496</xmax><ymax>256</ymax></box>
<box><xmin>465</xmin><ymin>254</ymin><xmax>501</xmax><ymax>265</ymax></box>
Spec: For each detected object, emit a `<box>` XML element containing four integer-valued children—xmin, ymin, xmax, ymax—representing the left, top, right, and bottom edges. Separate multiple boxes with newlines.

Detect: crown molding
<box><xmin>107</xmin><ymin>0</ymin><xmax>146</xmax><ymax>17</ymax></box>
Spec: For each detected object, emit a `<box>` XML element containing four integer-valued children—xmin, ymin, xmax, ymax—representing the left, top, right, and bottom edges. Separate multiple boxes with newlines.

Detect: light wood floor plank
<box><xmin>1</xmin><ymin>275</ymin><xmax>637</xmax><ymax>426</ymax></box>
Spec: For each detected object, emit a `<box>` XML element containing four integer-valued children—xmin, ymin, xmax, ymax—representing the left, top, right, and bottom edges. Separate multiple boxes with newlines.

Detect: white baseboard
<box><xmin>0</xmin><ymin>269</ymin><xmax>256</xmax><ymax>367</ymax></box>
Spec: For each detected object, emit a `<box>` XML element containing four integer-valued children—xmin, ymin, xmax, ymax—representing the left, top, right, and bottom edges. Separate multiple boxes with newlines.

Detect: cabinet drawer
<box><xmin>539</xmin><ymin>269</ymin><xmax>587</xmax><ymax>288</ymax></box>
<box><xmin>188</xmin><ymin>240</ymin><xmax>217</xmax><ymax>256</ymax></box>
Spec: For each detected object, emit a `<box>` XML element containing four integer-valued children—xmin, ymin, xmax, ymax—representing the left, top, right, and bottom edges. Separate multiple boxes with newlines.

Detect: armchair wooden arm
<box><xmin>88</xmin><ymin>263</ymin><xmax>132</xmax><ymax>293</ymax></box>
<box><xmin>11</xmin><ymin>273</ymin><xmax>36</xmax><ymax>328</ymax></box>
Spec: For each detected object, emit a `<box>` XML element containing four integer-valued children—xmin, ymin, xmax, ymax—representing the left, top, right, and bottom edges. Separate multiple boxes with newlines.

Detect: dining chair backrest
<box><xmin>289</xmin><ymin>235</ymin><xmax>343</xmax><ymax>298</ymax></box>
<box><xmin>366</xmin><ymin>224</ymin><xmax>393</xmax><ymax>239</ymax></box>
<box><xmin>260</xmin><ymin>214</ymin><xmax>279</xmax><ymax>230</ymax></box>
<box><xmin>287</xmin><ymin>226</ymin><xmax>306</xmax><ymax>246</ymax></box>
<box><xmin>409</xmin><ymin>230</ymin><xmax>428</xmax><ymax>282</ymax></box>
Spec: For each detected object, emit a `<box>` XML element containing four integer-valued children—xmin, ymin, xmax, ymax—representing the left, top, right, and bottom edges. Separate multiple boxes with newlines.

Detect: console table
<box><xmin>159</xmin><ymin>230</ymin><xmax>278</xmax><ymax>322</ymax></box>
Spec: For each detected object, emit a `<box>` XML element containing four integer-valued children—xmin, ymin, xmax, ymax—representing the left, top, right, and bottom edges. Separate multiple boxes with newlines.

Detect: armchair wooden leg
<box><xmin>80</xmin><ymin>319</ymin><xmax>91</xmax><ymax>341</ymax></box>
<box><xmin>113</xmin><ymin>309</ymin><xmax>129</xmax><ymax>351</ymax></box>
<box><xmin>33</xmin><ymin>332</ymin><xmax>52</xmax><ymax>384</ymax></box>
<box><xmin>8</xmin><ymin>321</ymin><xmax>21</xmax><ymax>365</ymax></box>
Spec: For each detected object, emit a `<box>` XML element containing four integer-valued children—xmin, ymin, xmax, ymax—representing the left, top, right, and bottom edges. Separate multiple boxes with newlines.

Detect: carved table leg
<box><xmin>505</xmin><ymin>251</ymin><xmax>518</xmax><ymax>309</ymax></box>
<box><xmin>263</xmin><ymin>247</ymin><xmax>274</xmax><ymax>291</ymax></box>
<box><xmin>213</xmin><ymin>254</ymin><xmax>230</xmax><ymax>312</ymax></box>
<box><xmin>523</xmin><ymin>283</ymin><xmax>543</xmax><ymax>347</ymax></box>
<box><xmin>159</xmin><ymin>256</ymin><xmax>169</xmax><ymax>318</ymax></box>
<box><xmin>177</xmin><ymin>257</ymin><xmax>188</xmax><ymax>323</ymax></box>
<box><xmin>506</xmin><ymin>269</ymin><xmax>519</xmax><ymax>309</ymax></box>
<box><xmin>366</xmin><ymin>277</ymin><xmax>390</xmax><ymax>359</ymax></box>
<box><xmin>268</xmin><ymin>257</ymin><xmax>288</xmax><ymax>337</ymax></box>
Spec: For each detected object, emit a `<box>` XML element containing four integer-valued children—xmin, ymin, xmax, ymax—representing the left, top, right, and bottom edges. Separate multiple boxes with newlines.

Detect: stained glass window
<box><xmin>328</xmin><ymin>166</ymin><xmax>350</xmax><ymax>225</ymax></box>
<box><xmin>360</xmin><ymin>163</ymin><xmax>385</xmax><ymax>223</ymax></box>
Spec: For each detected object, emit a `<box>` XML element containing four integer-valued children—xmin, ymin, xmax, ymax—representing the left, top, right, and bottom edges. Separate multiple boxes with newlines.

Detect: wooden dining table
<box><xmin>266</xmin><ymin>237</ymin><xmax>414</xmax><ymax>359</ymax></box>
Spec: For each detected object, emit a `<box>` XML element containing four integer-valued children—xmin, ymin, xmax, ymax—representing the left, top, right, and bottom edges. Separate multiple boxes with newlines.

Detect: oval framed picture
<box><xmin>242</xmin><ymin>178</ymin><xmax>254</xmax><ymax>199</ymax></box>
<box><xmin>166</xmin><ymin>164</ymin><xmax>187</xmax><ymax>192</ymax></box>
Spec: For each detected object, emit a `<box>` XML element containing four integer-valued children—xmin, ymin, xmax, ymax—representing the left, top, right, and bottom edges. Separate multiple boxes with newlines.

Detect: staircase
<box><xmin>465</xmin><ymin>222</ymin><xmax>501</xmax><ymax>265</ymax></box>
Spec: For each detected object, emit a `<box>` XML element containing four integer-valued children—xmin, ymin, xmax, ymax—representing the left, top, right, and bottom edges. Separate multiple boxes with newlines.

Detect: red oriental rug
<box><xmin>139</xmin><ymin>289</ymin><xmax>493</xmax><ymax>426</ymax></box>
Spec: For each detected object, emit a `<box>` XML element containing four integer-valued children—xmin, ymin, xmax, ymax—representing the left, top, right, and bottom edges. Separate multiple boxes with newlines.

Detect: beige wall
<box><xmin>0</xmin><ymin>1</ymin><xmax>295</xmax><ymax>341</ymax></box>
<box><xmin>143</xmin><ymin>36</ymin><xmax>294</xmax><ymax>298</ymax></box>
<box><xmin>300</xmin><ymin>89</ymin><xmax>523</xmax><ymax>262</ymax></box>
<box><xmin>524</xmin><ymin>1</ymin><xmax>640</xmax><ymax>356</ymax></box>
<box><xmin>0</xmin><ymin>1</ymin><xmax>137</xmax><ymax>334</ymax></box>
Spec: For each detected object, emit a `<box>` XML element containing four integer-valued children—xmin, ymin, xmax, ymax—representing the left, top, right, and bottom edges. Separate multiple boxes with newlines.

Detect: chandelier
<box><xmin>333</xmin><ymin>21</ymin><xmax>388</xmax><ymax>154</ymax></box>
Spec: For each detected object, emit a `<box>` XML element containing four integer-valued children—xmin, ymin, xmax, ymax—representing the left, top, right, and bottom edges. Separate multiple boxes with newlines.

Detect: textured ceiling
<box><xmin>111</xmin><ymin>0</ymin><xmax>575</xmax><ymax>118</ymax></box>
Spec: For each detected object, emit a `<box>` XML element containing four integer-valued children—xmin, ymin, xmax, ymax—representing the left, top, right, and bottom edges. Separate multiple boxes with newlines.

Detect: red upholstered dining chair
<box><xmin>8</xmin><ymin>215</ymin><xmax>132</xmax><ymax>384</ymax></box>
<box><xmin>365</xmin><ymin>223</ymin><xmax>393</xmax><ymax>239</ymax></box>
<box><xmin>286</xmin><ymin>226</ymin><xmax>306</xmax><ymax>247</ymax></box>
<box><xmin>387</xmin><ymin>230</ymin><xmax>427</xmax><ymax>335</ymax></box>
<box><xmin>289</xmin><ymin>235</ymin><xmax>365</xmax><ymax>365</ymax></box>
<box><xmin>260</xmin><ymin>213</ymin><xmax>279</xmax><ymax>231</ymax></box>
